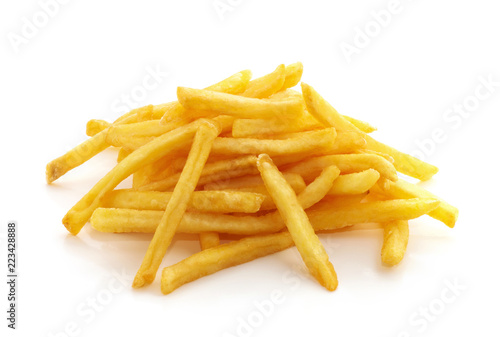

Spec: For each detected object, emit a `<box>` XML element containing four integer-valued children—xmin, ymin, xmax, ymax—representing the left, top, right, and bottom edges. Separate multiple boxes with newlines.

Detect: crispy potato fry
<box><xmin>328</xmin><ymin>169</ymin><xmax>380</xmax><ymax>195</ymax></box>
<box><xmin>342</xmin><ymin>115</ymin><xmax>377</xmax><ymax>133</ymax></box>
<box><xmin>241</xmin><ymin>64</ymin><xmax>286</xmax><ymax>98</ymax></box>
<box><xmin>62</xmin><ymin>120</ymin><xmax>204</xmax><ymax>235</ymax></box>
<box><xmin>161</xmin><ymin>70</ymin><xmax>253</xmax><ymax>124</ymax></box>
<box><xmin>86</xmin><ymin>119</ymin><xmax>111</xmax><ymax>137</ymax></box>
<box><xmin>285</xmin><ymin>153</ymin><xmax>397</xmax><ymax>183</ymax></box>
<box><xmin>106</xmin><ymin>135</ymin><xmax>155</xmax><ymax>151</ymax></box>
<box><xmin>370</xmin><ymin>179</ymin><xmax>458</xmax><ymax>228</ymax></box>
<box><xmin>177</xmin><ymin>87</ymin><xmax>304</xmax><ymax>120</ymax></box>
<box><xmin>199</xmin><ymin>232</ymin><xmax>220</xmax><ymax>250</ymax></box>
<box><xmin>355</xmin><ymin>149</ymin><xmax>395</xmax><ymax>164</ymax></box>
<box><xmin>301</xmin><ymin>82</ymin><xmax>438</xmax><ymax>181</ymax></box>
<box><xmin>257</xmin><ymin>154</ymin><xmax>338</xmax><ymax>291</ymax></box>
<box><xmin>102</xmin><ymin>189</ymin><xmax>265</xmax><ymax>213</ymax></box>
<box><xmin>281</xmin><ymin>62</ymin><xmax>303</xmax><ymax>90</ymax></box>
<box><xmin>211</xmin><ymin>128</ymin><xmax>337</xmax><ymax>156</ymax></box>
<box><xmin>133</xmin><ymin>121</ymin><xmax>221</xmax><ymax>287</ymax></box>
<box><xmin>107</xmin><ymin>119</ymin><xmax>188</xmax><ymax>140</ymax></box>
<box><xmin>381</xmin><ymin>220</ymin><xmax>409</xmax><ymax>266</ymax></box>
<box><xmin>91</xmin><ymin>198</ymin><xmax>440</xmax><ymax>235</ymax></box>
<box><xmin>161</xmin><ymin>232</ymin><xmax>294</xmax><ymax>294</ymax></box>
<box><xmin>297</xmin><ymin>165</ymin><xmax>340</xmax><ymax>209</ymax></box>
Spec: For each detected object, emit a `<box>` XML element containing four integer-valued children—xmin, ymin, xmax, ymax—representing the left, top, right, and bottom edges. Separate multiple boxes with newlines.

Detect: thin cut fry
<box><xmin>177</xmin><ymin>87</ymin><xmax>304</xmax><ymax>120</ymax></box>
<box><xmin>91</xmin><ymin>198</ymin><xmax>440</xmax><ymax>235</ymax></box>
<box><xmin>257</xmin><ymin>154</ymin><xmax>338</xmax><ymax>291</ymax></box>
<box><xmin>297</xmin><ymin>165</ymin><xmax>340</xmax><ymax>209</ymax></box>
<box><xmin>381</xmin><ymin>220</ymin><xmax>409</xmax><ymax>266</ymax></box>
<box><xmin>62</xmin><ymin>120</ymin><xmax>203</xmax><ymax>235</ymax></box>
<box><xmin>133</xmin><ymin>120</ymin><xmax>221</xmax><ymax>287</ymax></box>
<box><xmin>161</xmin><ymin>232</ymin><xmax>294</xmax><ymax>294</ymax></box>
<box><xmin>102</xmin><ymin>189</ymin><xmax>265</xmax><ymax>213</ymax></box>
<box><xmin>241</xmin><ymin>64</ymin><xmax>286</xmax><ymax>98</ymax></box>
<box><xmin>328</xmin><ymin>169</ymin><xmax>380</xmax><ymax>195</ymax></box>
<box><xmin>370</xmin><ymin>179</ymin><xmax>458</xmax><ymax>228</ymax></box>
<box><xmin>301</xmin><ymin>82</ymin><xmax>438</xmax><ymax>181</ymax></box>
<box><xmin>204</xmin><ymin>172</ymin><xmax>306</xmax><ymax>193</ymax></box>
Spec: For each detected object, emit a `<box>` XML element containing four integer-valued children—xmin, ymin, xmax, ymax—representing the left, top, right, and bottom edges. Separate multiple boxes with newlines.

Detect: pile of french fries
<box><xmin>47</xmin><ymin>63</ymin><xmax>458</xmax><ymax>294</ymax></box>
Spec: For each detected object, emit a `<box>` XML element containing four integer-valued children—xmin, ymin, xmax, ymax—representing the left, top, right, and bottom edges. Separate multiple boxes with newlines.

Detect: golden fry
<box><xmin>133</xmin><ymin>121</ymin><xmax>221</xmax><ymax>287</ymax></box>
<box><xmin>241</xmin><ymin>64</ymin><xmax>286</xmax><ymax>98</ymax></box>
<box><xmin>328</xmin><ymin>169</ymin><xmax>380</xmax><ymax>195</ymax></box>
<box><xmin>381</xmin><ymin>220</ymin><xmax>409</xmax><ymax>266</ymax></box>
<box><xmin>199</xmin><ymin>232</ymin><xmax>220</xmax><ymax>251</ymax></box>
<box><xmin>86</xmin><ymin>119</ymin><xmax>110</xmax><ymax>137</ymax></box>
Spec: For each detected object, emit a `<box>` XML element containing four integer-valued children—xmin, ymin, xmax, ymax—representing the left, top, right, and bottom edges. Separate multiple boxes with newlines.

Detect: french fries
<box><xmin>48</xmin><ymin>62</ymin><xmax>457</xmax><ymax>296</ymax></box>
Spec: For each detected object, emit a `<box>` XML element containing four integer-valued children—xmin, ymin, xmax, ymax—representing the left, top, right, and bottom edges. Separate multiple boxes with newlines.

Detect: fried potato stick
<box><xmin>381</xmin><ymin>220</ymin><xmax>409</xmax><ymax>266</ymax></box>
<box><xmin>257</xmin><ymin>154</ymin><xmax>338</xmax><ymax>291</ymax></box>
<box><xmin>133</xmin><ymin>120</ymin><xmax>221</xmax><ymax>288</ymax></box>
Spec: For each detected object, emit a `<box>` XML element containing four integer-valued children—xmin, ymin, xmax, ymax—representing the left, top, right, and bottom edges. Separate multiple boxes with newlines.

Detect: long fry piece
<box><xmin>62</xmin><ymin>120</ymin><xmax>203</xmax><ymax>235</ymax></box>
<box><xmin>257</xmin><ymin>154</ymin><xmax>338</xmax><ymax>291</ymax></box>
<box><xmin>133</xmin><ymin>120</ymin><xmax>221</xmax><ymax>288</ymax></box>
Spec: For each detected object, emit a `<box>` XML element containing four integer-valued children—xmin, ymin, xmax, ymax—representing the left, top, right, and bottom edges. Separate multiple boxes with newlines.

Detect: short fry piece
<box><xmin>257</xmin><ymin>154</ymin><xmax>338</xmax><ymax>291</ymax></box>
<box><xmin>133</xmin><ymin>120</ymin><xmax>221</xmax><ymax>288</ymax></box>
<box><xmin>281</xmin><ymin>62</ymin><xmax>303</xmax><ymax>90</ymax></box>
<box><xmin>161</xmin><ymin>232</ymin><xmax>294</xmax><ymax>294</ymax></box>
<box><xmin>381</xmin><ymin>220</ymin><xmax>409</xmax><ymax>266</ymax></box>
<box><xmin>297</xmin><ymin>165</ymin><xmax>340</xmax><ymax>209</ymax></box>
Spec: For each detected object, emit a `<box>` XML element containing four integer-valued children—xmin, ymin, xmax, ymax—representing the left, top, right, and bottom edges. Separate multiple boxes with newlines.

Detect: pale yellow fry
<box><xmin>161</xmin><ymin>232</ymin><xmax>294</xmax><ymax>294</ymax></box>
<box><xmin>211</xmin><ymin>128</ymin><xmax>337</xmax><ymax>156</ymax></box>
<box><xmin>241</xmin><ymin>64</ymin><xmax>286</xmax><ymax>98</ymax></box>
<box><xmin>355</xmin><ymin>149</ymin><xmax>395</xmax><ymax>164</ymax></box>
<box><xmin>62</xmin><ymin>120</ymin><xmax>202</xmax><ymax>235</ymax></box>
<box><xmin>301</xmin><ymin>82</ymin><xmax>438</xmax><ymax>181</ymax></box>
<box><xmin>133</xmin><ymin>121</ymin><xmax>221</xmax><ymax>288</ymax></box>
<box><xmin>86</xmin><ymin>119</ymin><xmax>111</xmax><ymax>137</ymax></box>
<box><xmin>132</xmin><ymin>167</ymin><xmax>150</xmax><ymax>189</ymax></box>
<box><xmin>91</xmin><ymin>198</ymin><xmax>440</xmax><ymax>235</ymax></box>
<box><xmin>281</xmin><ymin>62</ymin><xmax>303</xmax><ymax>90</ymax></box>
<box><xmin>297</xmin><ymin>165</ymin><xmax>340</xmax><ymax>209</ymax></box>
<box><xmin>113</xmin><ymin>105</ymin><xmax>151</xmax><ymax>124</ymax></box>
<box><xmin>328</xmin><ymin>169</ymin><xmax>380</xmax><ymax>195</ymax></box>
<box><xmin>381</xmin><ymin>220</ymin><xmax>409</xmax><ymax>266</ymax></box>
<box><xmin>161</xmin><ymin>70</ymin><xmax>253</xmax><ymax>124</ymax></box>
<box><xmin>285</xmin><ymin>153</ymin><xmax>397</xmax><ymax>183</ymax></box>
<box><xmin>177</xmin><ymin>87</ymin><xmax>304</xmax><ymax>120</ymax></box>
<box><xmin>107</xmin><ymin>119</ymin><xmax>187</xmax><ymax>140</ymax></box>
<box><xmin>257</xmin><ymin>154</ymin><xmax>338</xmax><ymax>291</ymax></box>
<box><xmin>204</xmin><ymin>172</ymin><xmax>306</xmax><ymax>193</ymax></box>
<box><xmin>140</xmin><ymin>155</ymin><xmax>258</xmax><ymax>192</ymax></box>
<box><xmin>370</xmin><ymin>179</ymin><xmax>458</xmax><ymax>228</ymax></box>
<box><xmin>199</xmin><ymin>232</ymin><xmax>220</xmax><ymax>251</ymax></box>
<box><xmin>102</xmin><ymin>189</ymin><xmax>265</xmax><ymax>213</ymax></box>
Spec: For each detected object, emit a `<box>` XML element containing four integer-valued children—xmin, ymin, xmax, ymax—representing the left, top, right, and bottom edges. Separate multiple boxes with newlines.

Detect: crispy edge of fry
<box><xmin>62</xmin><ymin>120</ymin><xmax>202</xmax><ymax>235</ymax></box>
<box><xmin>370</xmin><ymin>179</ymin><xmax>458</xmax><ymax>228</ymax></box>
<box><xmin>297</xmin><ymin>165</ymin><xmax>340</xmax><ymax>209</ymax></box>
<box><xmin>301</xmin><ymin>82</ymin><xmax>438</xmax><ymax>181</ymax></box>
<box><xmin>91</xmin><ymin>198</ymin><xmax>440</xmax><ymax>235</ymax></box>
<box><xmin>86</xmin><ymin>119</ymin><xmax>111</xmax><ymax>137</ymax></box>
<box><xmin>381</xmin><ymin>220</ymin><xmax>409</xmax><ymax>266</ymax></box>
<box><xmin>241</xmin><ymin>64</ymin><xmax>286</xmax><ymax>98</ymax></box>
<box><xmin>257</xmin><ymin>154</ymin><xmax>338</xmax><ymax>291</ymax></box>
<box><xmin>102</xmin><ymin>189</ymin><xmax>265</xmax><ymax>213</ymax></box>
<box><xmin>328</xmin><ymin>169</ymin><xmax>380</xmax><ymax>195</ymax></box>
<box><xmin>199</xmin><ymin>232</ymin><xmax>220</xmax><ymax>251</ymax></box>
<box><xmin>161</xmin><ymin>232</ymin><xmax>294</xmax><ymax>294</ymax></box>
<box><xmin>132</xmin><ymin>120</ymin><xmax>221</xmax><ymax>288</ymax></box>
<box><xmin>281</xmin><ymin>62</ymin><xmax>303</xmax><ymax>90</ymax></box>
<box><xmin>211</xmin><ymin>128</ymin><xmax>337</xmax><ymax>156</ymax></box>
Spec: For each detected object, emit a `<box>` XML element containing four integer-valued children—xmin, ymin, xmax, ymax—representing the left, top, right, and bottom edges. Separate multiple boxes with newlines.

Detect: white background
<box><xmin>1</xmin><ymin>0</ymin><xmax>500</xmax><ymax>336</ymax></box>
